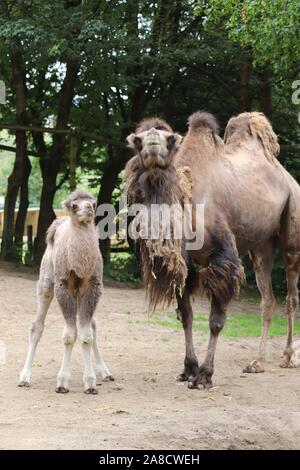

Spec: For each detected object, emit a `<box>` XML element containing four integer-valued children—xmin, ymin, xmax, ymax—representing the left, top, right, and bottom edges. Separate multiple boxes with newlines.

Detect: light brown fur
<box><xmin>126</xmin><ymin>110</ymin><xmax>300</xmax><ymax>391</ymax></box>
<box><xmin>19</xmin><ymin>190</ymin><xmax>112</xmax><ymax>393</ymax></box>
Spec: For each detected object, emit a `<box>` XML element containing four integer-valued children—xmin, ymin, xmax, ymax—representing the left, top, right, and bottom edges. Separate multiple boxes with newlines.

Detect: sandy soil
<box><xmin>0</xmin><ymin>263</ymin><xmax>300</xmax><ymax>450</ymax></box>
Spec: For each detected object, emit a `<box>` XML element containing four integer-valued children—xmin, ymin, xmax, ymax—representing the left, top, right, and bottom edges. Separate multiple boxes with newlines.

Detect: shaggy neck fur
<box><xmin>126</xmin><ymin>161</ymin><xmax>192</xmax><ymax>309</ymax></box>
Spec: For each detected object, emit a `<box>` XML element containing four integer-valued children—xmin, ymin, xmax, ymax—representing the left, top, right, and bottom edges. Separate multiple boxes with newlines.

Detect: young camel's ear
<box><xmin>62</xmin><ymin>199</ymin><xmax>78</xmax><ymax>212</ymax></box>
<box><xmin>126</xmin><ymin>133</ymin><xmax>143</xmax><ymax>151</ymax></box>
<box><xmin>167</xmin><ymin>133</ymin><xmax>183</xmax><ymax>151</ymax></box>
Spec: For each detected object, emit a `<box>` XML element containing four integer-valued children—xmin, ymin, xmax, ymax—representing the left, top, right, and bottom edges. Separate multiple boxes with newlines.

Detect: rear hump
<box><xmin>46</xmin><ymin>217</ymin><xmax>68</xmax><ymax>245</ymax></box>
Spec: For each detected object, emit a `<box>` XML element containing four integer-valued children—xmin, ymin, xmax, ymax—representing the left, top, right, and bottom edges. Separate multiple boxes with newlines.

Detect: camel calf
<box><xmin>19</xmin><ymin>190</ymin><xmax>113</xmax><ymax>394</ymax></box>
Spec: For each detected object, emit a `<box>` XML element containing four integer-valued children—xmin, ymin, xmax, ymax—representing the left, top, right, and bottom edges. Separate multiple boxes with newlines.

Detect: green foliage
<box><xmin>104</xmin><ymin>252</ymin><xmax>142</xmax><ymax>286</ymax></box>
<box><xmin>137</xmin><ymin>311</ymin><xmax>300</xmax><ymax>338</ymax></box>
<box><xmin>202</xmin><ymin>0</ymin><xmax>300</xmax><ymax>71</ymax></box>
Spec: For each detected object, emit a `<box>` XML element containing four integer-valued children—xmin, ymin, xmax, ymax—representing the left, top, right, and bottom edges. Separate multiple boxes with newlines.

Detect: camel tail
<box><xmin>188</xmin><ymin>111</ymin><xmax>219</xmax><ymax>135</ymax></box>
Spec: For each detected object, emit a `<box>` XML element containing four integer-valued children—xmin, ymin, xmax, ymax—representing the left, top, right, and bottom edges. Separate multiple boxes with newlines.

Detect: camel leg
<box><xmin>243</xmin><ymin>242</ymin><xmax>275</xmax><ymax>373</ymax></box>
<box><xmin>279</xmin><ymin>253</ymin><xmax>299</xmax><ymax>368</ymax></box>
<box><xmin>19</xmin><ymin>252</ymin><xmax>54</xmax><ymax>387</ymax></box>
<box><xmin>91</xmin><ymin>318</ymin><xmax>114</xmax><ymax>382</ymax></box>
<box><xmin>55</xmin><ymin>280</ymin><xmax>77</xmax><ymax>393</ymax></box>
<box><xmin>188</xmin><ymin>296</ymin><xmax>226</xmax><ymax>389</ymax></box>
<box><xmin>176</xmin><ymin>289</ymin><xmax>199</xmax><ymax>381</ymax></box>
<box><xmin>56</xmin><ymin>318</ymin><xmax>77</xmax><ymax>393</ymax></box>
<box><xmin>78</xmin><ymin>277</ymin><xmax>101</xmax><ymax>394</ymax></box>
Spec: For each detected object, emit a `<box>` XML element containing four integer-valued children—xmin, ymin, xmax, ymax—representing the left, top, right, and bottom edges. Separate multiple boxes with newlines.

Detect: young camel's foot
<box><xmin>84</xmin><ymin>388</ymin><xmax>98</xmax><ymax>395</ymax></box>
<box><xmin>243</xmin><ymin>359</ymin><xmax>265</xmax><ymax>373</ymax></box>
<box><xmin>18</xmin><ymin>368</ymin><xmax>31</xmax><ymax>387</ymax></box>
<box><xmin>187</xmin><ymin>364</ymin><xmax>213</xmax><ymax>390</ymax></box>
<box><xmin>176</xmin><ymin>358</ymin><xmax>199</xmax><ymax>382</ymax></box>
<box><xmin>55</xmin><ymin>386</ymin><xmax>69</xmax><ymax>394</ymax></box>
<box><xmin>18</xmin><ymin>381</ymin><xmax>30</xmax><ymax>388</ymax></box>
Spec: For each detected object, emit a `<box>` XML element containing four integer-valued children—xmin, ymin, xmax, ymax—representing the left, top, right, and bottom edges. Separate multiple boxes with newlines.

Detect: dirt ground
<box><xmin>0</xmin><ymin>263</ymin><xmax>300</xmax><ymax>450</ymax></box>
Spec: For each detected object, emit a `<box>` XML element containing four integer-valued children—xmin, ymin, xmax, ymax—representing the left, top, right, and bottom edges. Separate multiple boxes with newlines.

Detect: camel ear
<box><xmin>62</xmin><ymin>199</ymin><xmax>78</xmax><ymax>212</ymax></box>
<box><xmin>126</xmin><ymin>133</ymin><xmax>142</xmax><ymax>151</ymax></box>
<box><xmin>174</xmin><ymin>133</ymin><xmax>183</xmax><ymax>149</ymax></box>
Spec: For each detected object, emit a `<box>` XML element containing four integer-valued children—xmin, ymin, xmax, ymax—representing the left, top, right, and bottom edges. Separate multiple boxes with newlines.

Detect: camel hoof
<box><xmin>103</xmin><ymin>375</ymin><xmax>114</xmax><ymax>382</ymax></box>
<box><xmin>176</xmin><ymin>372</ymin><xmax>189</xmax><ymax>382</ymax></box>
<box><xmin>84</xmin><ymin>388</ymin><xmax>98</xmax><ymax>395</ymax></box>
<box><xmin>243</xmin><ymin>360</ymin><xmax>264</xmax><ymax>373</ymax></box>
<box><xmin>55</xmin><ymin>386</ymin><xmax>69</xmax><ymax>394</ymax></box>
<box><xmin>187</xmin><ymin>367</ymin><xmax>213</xmax><ymax>390</ymax></box>
<box><xmin>18</xmin><ymin>381</ymin><xmax>30</xmax><ymax>388</ymax></box>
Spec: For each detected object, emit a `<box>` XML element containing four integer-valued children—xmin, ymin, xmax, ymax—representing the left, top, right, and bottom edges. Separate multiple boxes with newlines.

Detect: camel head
<box><xmin>126</xmin><ymin>117</ymin><xmax>182</xmax><ymax>169</ymax></box>
<box><xmin>63</xmin><ymin>189</ymin><xmax>97</xmax><ymax>224</ymax></box>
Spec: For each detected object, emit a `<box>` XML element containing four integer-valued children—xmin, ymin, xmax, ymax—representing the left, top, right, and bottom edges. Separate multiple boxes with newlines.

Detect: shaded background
<box><xmin>0</xmin><ymin>0</ymin><xmax>299</xmax><ymax>292</ymax></box>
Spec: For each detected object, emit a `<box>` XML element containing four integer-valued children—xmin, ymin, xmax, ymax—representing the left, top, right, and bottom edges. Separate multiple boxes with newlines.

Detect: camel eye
<box><xmin>71</xmin><ymin>202</ymin><xmax>79</xmax><ymax>211</ymax></box>
<box><xmin>134</xmin><ymin>136</ymin><xmax>143</xmax><ymax>151</ymax></box>
<box><xmin>167</xmin><ymin>135</ymin><xmax>176</xmax><ymax>149</ymax></box>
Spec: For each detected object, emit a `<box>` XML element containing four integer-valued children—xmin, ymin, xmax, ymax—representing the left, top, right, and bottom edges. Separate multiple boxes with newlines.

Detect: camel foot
<box><xmin>243</xmin><ymin>360</ymin><xmax>265</xmax><ymax>373</ymax></box>
<box><xmin>187</xmin><ymin>365</ymin><xmax>213</xmax><ymax>390</ymax></box>
<box><xmin>55</xmin><ymin>386</ymin><xmax>69</xmax><ymax>394</ymax></box>
<box><xmin>18</xmin><ymin>381</ymin><xmax>30</xmax><ymax>388</ymax></box>
<box><xmin>177</xmin><ymin>359</ymin><xmax>199</xmax><ymax>382</ymax></box>
<box><xmin>102</xmin><ymin>375</ymin><xmax>114</xmax><ymax>382</ymax></box>
<box><xmin>84</xmin><ymin>388</ymin><xmax>98</xmax><ymax>395</ymax></box>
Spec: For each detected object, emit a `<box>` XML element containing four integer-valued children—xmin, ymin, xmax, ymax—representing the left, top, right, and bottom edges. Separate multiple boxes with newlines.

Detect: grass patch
<box><xmin>135</xmin><ymin>313</ymin><xmax>300</xmax><ymax>338</ymax></box>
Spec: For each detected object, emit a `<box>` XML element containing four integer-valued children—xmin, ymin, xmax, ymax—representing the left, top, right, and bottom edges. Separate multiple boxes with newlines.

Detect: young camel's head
<box><xmin>126</xmin><ymin>118</ymin><xmax>182</xmax><ymax>169</ymax></box>
<box><xmin>63</xmin><ymin>190</ymin><xmax>97</xmax><ymax>225</ymax></box>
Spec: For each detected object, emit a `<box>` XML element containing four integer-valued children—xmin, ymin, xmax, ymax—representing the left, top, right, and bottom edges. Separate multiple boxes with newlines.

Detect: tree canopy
<box><xmin>0</xmin><ymin>0</ymin><xmax>300</xmax><ymax>288</ymax></box>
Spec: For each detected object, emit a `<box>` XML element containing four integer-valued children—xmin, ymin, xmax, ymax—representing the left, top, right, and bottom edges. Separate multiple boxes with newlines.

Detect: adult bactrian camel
<box><xmin>125</xmin><ymin>112</ymin><xmax>300</xmax><ymax>389</ymax></box>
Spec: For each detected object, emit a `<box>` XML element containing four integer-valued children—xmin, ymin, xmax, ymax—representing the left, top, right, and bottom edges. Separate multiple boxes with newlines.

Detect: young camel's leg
<box><xmin>279</xmin><ymin>251</ymin><xmax>300</xmax><ymax>368</ymax></box>
<box><xmin>55</xmin><ymin>280</ymin><xmax>77</xmax><ymax>393</ymax></box>
<box><xmin>243</xmin><ymin>241</ymin><xmax>276</xmax><ymax>373</ymax></box>
<box><xmin>176</xmin><ymin>288</ymin><xmax>199</xmax><ymax>381</ymax></box>
<box><xmin>19</xmin><ymin>250</ymin><xmax>54</xmax><ymax>387</ymax></box>
<box><xmin>78</xmin><ymin>277</ymin><xmax>102</xmax><ymax>394</ymax></box>
<box><xmin>91</xmin><ymin>318</ymin><xmax>114</xmax><ymax>382</ymax></box>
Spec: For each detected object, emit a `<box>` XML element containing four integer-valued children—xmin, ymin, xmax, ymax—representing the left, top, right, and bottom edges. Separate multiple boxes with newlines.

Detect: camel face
<box><xmin>62</xmin><ymin>190</ymin><xmax>97</xmax><ymax>225</ymax></box>
<box><xmin>71</xmin><ymin>199</ymin><xmax>96</xmax><ymax>224</ymax></box>
<box><xmin>127</xmin><ymin>127</ymin><xmax>182</xmax><ymax>169</ymax></box>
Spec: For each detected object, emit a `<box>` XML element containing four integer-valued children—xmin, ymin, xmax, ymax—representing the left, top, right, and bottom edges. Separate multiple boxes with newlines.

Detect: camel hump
<box><xmin>46</xmin><ymin>217</ymin><xmax>68</xmax><ymax>245</ymax></box>
<box><xmin>188</xmin><ymin>111</ymin><xmax>219</xmax><ymax>135</ymax></box>
<box><xmin>225</xmin><ymin>112</ymin><xmax>280</xmax><ymax>163</ymax></box>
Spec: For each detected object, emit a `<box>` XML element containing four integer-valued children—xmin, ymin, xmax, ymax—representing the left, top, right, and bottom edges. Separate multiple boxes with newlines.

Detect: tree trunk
<box><xmin>33</xmin><ymin>59</ymin><xmax>80</xmax><ymax>263</ymax></box>
<box><xmin>14</xmin><ymin>154</ymin><xmax>32</xmax><ymax>252</ymax></box>
<box><xmin>33</xmin><ymin>167</ymin><xmax>57</xmax><ymax>262</ymax></box>
<box><xmin>1</xmin><ymin>44</ymin><xmax>27</xmax><ymax>261</ymax></box>
<box><xmin>239</xmin><ymin>51</ymin><xmax>252</xmax><ymax>112</ymax></box>
<box><xmin>259</xmin><ymin>67</ymin><xmax>272</xmax><ymax>119</ymax></box>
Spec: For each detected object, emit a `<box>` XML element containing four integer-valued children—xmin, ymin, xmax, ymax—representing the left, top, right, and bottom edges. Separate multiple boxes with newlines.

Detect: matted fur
<box><xmin>128</xmin><ymin>164</ymin><xmax>190</xmax><ymax>308</ymax></box>
<box><xmin>224</xmin><ymin>112</ymin><xmax>280</xmax><ymax>163</ymax></box>
<box><xmin>196</xmin><ymin>248</ymin><xmax>245</xmax><ymax>303</ymax></box>
<box><xmin>125</xmin><ymin>118</ymin><xmax>192</xmax><ymax>308</ymax></box>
